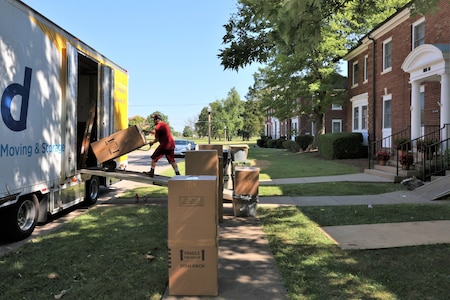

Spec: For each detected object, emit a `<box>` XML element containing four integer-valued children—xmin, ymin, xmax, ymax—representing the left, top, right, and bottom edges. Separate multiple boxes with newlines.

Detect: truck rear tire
<box><xmin>4</xmin><ymin>194</ymin><xmax>39</xmax><ymax>241</ymax></box>
<box><xmin>85</xmin><ymin>176</ymin><xmax>100</xmax><ymax>205</ymax></box>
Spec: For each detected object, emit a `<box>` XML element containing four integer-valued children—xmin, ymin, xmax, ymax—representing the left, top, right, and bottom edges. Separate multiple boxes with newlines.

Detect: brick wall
<box><xmin>346</xmin><ymin>1</ymin><xmax>449</xmax><ymax>141</ymax></box>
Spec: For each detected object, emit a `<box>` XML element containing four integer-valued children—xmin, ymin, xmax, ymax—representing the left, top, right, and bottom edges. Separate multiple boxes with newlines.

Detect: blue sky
<box><xmin>22</xmin><ymin>0</ymin><xmax>261</xmax><ymax>132</ymax></box>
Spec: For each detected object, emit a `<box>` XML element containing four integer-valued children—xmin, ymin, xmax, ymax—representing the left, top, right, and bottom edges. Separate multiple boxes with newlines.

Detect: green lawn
<box><xmin>1</xmin><ymin>144</ymin><xmax>449</xmax><ymax>299</ymax></box>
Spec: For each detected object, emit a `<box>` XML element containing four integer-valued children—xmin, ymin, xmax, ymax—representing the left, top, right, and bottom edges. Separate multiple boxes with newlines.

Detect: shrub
<box><xmin>257</xmin><ymin>136</ymin><xmax>272</xmax><ymax>148</ymax></box>
<box><xmin>283</xmin><ymin>140</ymin><xmax>300</xmax><ymax>152</ymax></box>
<box><xmin>295</xmin><ymin>135</ymin><xmax>314</xmax><ymax>151</ymax></box>
<box><xmin>276</xmin><ymin>137</ymin><xmax>287</xmax><ymax>149</ymax></box>
<box><xmin>267</xmin><ymin>139</ymin><xmax>277</xmax><ymax>148</ymax></box>
<box><xmin>316</xmin><ymin>132</ymin><xmax>367</xmax><ymax>159</ymax></box>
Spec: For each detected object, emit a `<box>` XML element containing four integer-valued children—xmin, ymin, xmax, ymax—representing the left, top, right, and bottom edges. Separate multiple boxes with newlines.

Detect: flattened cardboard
<box><xmin>90</xmin><ymin>125</ymin><xmax>146</xmax><ymax>163</ymax></box>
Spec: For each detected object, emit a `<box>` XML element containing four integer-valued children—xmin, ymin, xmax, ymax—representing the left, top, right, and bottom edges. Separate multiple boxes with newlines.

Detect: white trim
<box><xmin>402</xmin><ymin>44</ymin><xmax>449</xmax><ymax>82</ymax></box>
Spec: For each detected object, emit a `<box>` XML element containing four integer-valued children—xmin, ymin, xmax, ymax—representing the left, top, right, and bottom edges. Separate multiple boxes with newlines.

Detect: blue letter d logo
<box><xmin>1</xmin><ymin>67</ymin><xmax>32</xmax><ymax>131</ymax></box>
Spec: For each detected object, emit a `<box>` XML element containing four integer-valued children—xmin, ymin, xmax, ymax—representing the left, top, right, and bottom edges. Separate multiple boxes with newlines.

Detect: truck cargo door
<box><xmin>99</xmin><ymin>66</ymin><xmax>114</xmax><ymax>139</ymax></box>
<box><xmin>64</xmin><ymin>43</ymin><xmax>78</xmax><ymax>177</ymax></box>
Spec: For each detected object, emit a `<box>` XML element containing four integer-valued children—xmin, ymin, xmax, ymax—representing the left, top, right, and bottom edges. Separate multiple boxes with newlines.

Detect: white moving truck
<box><xmin>0</xmin><ymin>0</ymin><xmax>129</xmax><ymax>241</ymax></box>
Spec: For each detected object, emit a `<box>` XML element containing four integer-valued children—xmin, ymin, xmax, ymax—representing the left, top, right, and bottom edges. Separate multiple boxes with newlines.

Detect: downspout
<box><xmin>368</xmin><ymin>35</ymin><xmax>377</xmax><ymax>155</ymax></box>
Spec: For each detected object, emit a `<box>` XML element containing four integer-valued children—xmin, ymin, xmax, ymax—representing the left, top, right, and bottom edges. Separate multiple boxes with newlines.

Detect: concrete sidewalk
<box><xmin>162</xmin><ymin>173</ymin><xmax>449</xmax><ymax>299</ymax></box>
<box><xmin>162</xmin><ymin>203</ymin><xmax>289</xmax><ymax>300</ymax></box>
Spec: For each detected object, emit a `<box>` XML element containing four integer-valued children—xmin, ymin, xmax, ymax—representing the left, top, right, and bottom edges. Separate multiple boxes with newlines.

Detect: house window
<box><xmin>383</xmin><ymin>97</ymin><xmax>392</xmax><ymax>129</ymax></box>
<box><xmin>332</xmin><ymin>104</ymin><xmax>342</xmax><ymax>110</ymax></box>
<box><xmin>383</xmin><ymin>38</ymin><xmax>392</xmax><ymax>72</ymax></box>
<box><xmin>352</xmin><ymin>61</ymin><xmax>359</xmax><ymax>86</ymax></box>
<box><xmin>413</xmin><ymin>18</ymin><xmax>425</xmax><ymax>49</ymax></box>
<box><xmin>364</xmin><ymin>55</ymin><xmax>369</xmax><ymax>83</ymax></box>
<box><xmin>351</xmin><ymin>93</ymin><xmax>368</xmax><ymax>132</ymax></box>
<box><xmin>353</xmin><ymin>107</ymin><xmax>359</xmax><ymax>130</ymax></box>
<box><xmin>362</xmin><ymin>105</ymin><xmax>368</xmax><ymax>130</ymax></box>
<box><xmin>332</xmin><ymin>120</ymin><xmax>342</xmax><ymax>133</ymax></box>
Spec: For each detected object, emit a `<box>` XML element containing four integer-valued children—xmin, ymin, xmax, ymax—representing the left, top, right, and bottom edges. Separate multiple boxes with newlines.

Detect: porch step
<box><xmin>364</xmin><ymin>164</ymin><xmax>420</xmax><ymax>183</ymax></box>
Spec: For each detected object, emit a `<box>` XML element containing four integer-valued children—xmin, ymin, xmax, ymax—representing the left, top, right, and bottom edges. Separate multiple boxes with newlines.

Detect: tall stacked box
<box><xmin>185</xmin><ymin>150</ymin><xmax>221</xmax><ymax>221</ymax></box>
<box><xmin>197</xmin><ymin>145</ymin><xmax>224</xmax><ymax>222</ymax></box>
<box><xmin>168</xmin><ymin>175</ymin><xmax>218</xmax><ymax>296</ymax></box>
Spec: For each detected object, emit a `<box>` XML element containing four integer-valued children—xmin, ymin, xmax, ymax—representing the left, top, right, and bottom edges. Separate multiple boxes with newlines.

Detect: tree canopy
<box><xmin>195</xmin><ymin>88</ymin><xmax>265</xmax><ymax>140</ymax></box>
<box><xmin>218</xmin><ymin>0</ymin><xmax>441</xmax><ymax>136</ymax></box>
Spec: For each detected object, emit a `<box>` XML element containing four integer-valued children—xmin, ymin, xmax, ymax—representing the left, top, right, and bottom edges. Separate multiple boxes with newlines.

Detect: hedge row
<box><xmin>316</xmin><ymin>132</ymin><xmax>368</xmax><ymax>159</ymax></box>
<box><xmin>257</xmin><ymin>133</ymin><xmax>368</xmax><ymax>159</ymax></box>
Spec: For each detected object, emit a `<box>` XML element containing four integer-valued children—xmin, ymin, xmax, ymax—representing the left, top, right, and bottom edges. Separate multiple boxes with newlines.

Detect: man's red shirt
<box><xmin>155</xmin><ymin>121</ymin><xmax>175</xmax><ymax>150</ymax></box>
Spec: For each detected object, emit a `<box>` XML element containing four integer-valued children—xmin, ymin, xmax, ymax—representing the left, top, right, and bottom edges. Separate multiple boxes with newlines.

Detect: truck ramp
<box><xmin>412</xmin><ymin>175</ymin><xmax>450</xmax><ymax>200</ymax></box>
<box><xmin>80</xmin><ymin>168</ymin><xmax>170</xmax><ymax>186</ymax></box>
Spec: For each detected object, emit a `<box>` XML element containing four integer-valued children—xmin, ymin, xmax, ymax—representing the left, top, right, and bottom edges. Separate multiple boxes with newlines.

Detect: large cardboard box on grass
<box><xmin>90</xmin><ymin>125</ymin><xmax>146</xmax><ymax>163</ymax></box>
<box><xmin>168</xmin><ymin>175</ymin><xmax>219</xmax><ymax>296</ymax></box>
<box><xmin>168</xmin><ymin>243</ymin><xmax>218</xmax><ymax>296</ymax></box>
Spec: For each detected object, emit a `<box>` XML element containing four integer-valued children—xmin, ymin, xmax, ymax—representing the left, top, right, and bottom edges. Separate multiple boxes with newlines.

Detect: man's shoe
<box><xmin>144</xmin><ymin>170</ymin><xmax>154</xmax><ymax>177</ymax></box>
<box><xmin>175</xmin><ymin>171</ymin><xmax>180</xmax><ymax>175</ymax></box>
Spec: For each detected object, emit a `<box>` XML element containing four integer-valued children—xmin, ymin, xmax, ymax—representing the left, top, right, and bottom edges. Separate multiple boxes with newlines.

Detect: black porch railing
<box><xmin>369</xmin><ymin>124</ymin><xmax>450</xmax><ymax>181</ymax></box>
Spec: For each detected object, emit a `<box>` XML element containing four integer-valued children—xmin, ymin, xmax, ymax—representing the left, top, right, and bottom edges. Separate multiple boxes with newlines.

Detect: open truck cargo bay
<box><xmin>0</xmin><ymin>0</ymin><xmax>128</xmax><ymax>241</ymax></box>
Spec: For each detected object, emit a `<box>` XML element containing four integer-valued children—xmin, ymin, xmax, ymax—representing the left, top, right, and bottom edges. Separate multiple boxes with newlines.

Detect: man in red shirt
<box><xmin>144</xmin><ymin>114</ymin><xmax>180</xmax><ymax>177</ymax></box>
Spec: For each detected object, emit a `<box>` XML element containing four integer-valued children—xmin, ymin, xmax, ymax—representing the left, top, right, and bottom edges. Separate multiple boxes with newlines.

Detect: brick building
<box><xmin>264</xmin><ymin>99</ymin><xmax>347</xmax><ymax>140</ymax></box>
<box><xmin>344</xmin><ymin>1</ymin><xmax>450</xmax><ymax>148</ymax></box>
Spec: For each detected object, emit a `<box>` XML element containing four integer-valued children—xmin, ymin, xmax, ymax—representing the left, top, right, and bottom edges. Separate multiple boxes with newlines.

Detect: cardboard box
<box><xmin>185</xmin><ymin>150</ymin><xmax>219</xmax><ymax>176</ymax></box>
<box><xmin>90</xmin><ymin>125</ymin><xmax>146</xmax><ymax>163</ymax></box>
<box><xmin>168</xmin><ymin>222</ymin><xmax>218</xmax><ymax>244</ymax></box>
<box><xmin>168</xmin><ymin>244</ymin><xmax>218</xmax><ymax>296</ymax></box>
<box><xmin>196</xmin><ymin>145</ymin><xmax>224</xmax><ymax>222</ymax></box>
<box><xmin>168</xmin><ymin>176</ymin><xmax>218</xmax><ymax>225</ymax></box>
<box><xmin>234</xmin><ymin>166</ymin><xmax>260</xmax><ymax>195</ymax></box>
<box><xmin>230</xmin><ymin>144</ymin><xmax>249</xmax><ymax>161</ymax></box>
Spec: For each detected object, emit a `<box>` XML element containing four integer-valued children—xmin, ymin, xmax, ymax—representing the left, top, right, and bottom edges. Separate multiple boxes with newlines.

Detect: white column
<box><xmin>441</xmin><ymin>74</ymin><xmax>450</xmax><ymax>141</ymax></box>
<box><xmin>410</xmin><ymin>80</ymin><xmax>421</xmax><ymax>141</ymax></box>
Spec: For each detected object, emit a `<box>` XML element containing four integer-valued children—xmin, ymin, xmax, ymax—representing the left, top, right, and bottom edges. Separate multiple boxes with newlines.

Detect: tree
<box><xmin>128</xmin><ymin>116</ymin><xmax>146</xmax><ymax>128</ymax></box>
<box><xmin>195</xmin><ymin>88</ymin><xmax>252</xmax><ymax>141</ymax></box>
<box><xmin>241</xmin><ymin>97</ymin><xmax>265</xmax><ymax>139</ymax></box>
<box><xmin>218</xmin><ymin>0</ymin><xmax>440</xmax><ymax>71</ymax></box>
<box><xmin>222</xmin><ymin>88</ymin><xmax>244</xmax><ymax>140</ymax></box>
<box><xmin>182</xmin><ymin>126</ymin><xmax>193</xmax><ymax>137</ymax></box>
<box><xmin>218</xmin><ymin>0</ymin><xmax>432</xmax><ymax>136</ymax></box>
<box><xmin>145</xmin><ymin>111</ymin><xmax>173</xmax><ymax>132</ymax></box>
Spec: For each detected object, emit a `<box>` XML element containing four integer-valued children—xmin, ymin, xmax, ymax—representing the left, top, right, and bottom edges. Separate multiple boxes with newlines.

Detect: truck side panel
<box><xmin>1</xmin><ymin>0</ymin><xmax>64</xmax><ymax>199</ymax></box>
